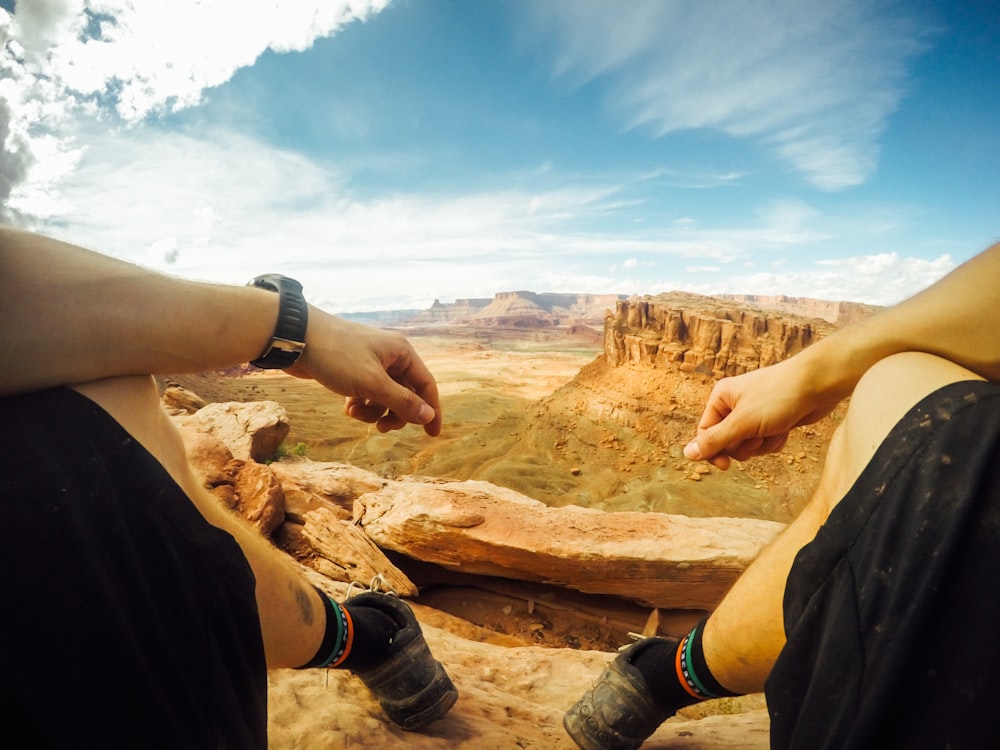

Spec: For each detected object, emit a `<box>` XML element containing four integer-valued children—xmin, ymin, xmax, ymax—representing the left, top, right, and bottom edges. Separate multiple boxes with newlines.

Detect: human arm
<box><xmin>684</xmin><ymin>239</ymin><xmax>1000</xmax><ymax>468</ymax></box>
<box><xmin>0</xmin><ymin>226</ymin><xmax>440</xmax><ymax>434</ymax></box>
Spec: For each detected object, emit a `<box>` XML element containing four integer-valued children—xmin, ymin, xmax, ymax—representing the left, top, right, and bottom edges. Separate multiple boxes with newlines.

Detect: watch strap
<box><xmin>248</xmin><ymin>274</ymin><xmax>308</xmax><ymax>369</ymax></box>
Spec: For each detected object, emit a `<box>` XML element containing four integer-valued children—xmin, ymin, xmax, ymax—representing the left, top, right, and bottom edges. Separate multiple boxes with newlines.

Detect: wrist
<box><xmin>247</xmin><ymin>274</ymin><xmax>308</xmax><ymax>369</ymax></box>
<box><xmin>797</xmin><ymin>330</ymin><xmax>871</xmax><ymax>404</ymax></box>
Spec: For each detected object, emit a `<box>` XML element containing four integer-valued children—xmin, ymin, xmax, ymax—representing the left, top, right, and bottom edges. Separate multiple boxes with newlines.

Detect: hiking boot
<box><xmin>563</xmin><ymin>637</ymin><xmax>676</xmax><ymax>750</ymax></box>
<box><xmin>347</xmin><ymin>591</ymin><xmax>458</xmax><ymax>730</ymax></box>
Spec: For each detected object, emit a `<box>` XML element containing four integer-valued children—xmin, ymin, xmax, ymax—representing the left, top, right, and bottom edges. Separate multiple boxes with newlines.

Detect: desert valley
<box><xmin>163</xmin><ymin>289</ymin><xmax>874</xmax><ymax>749</ymax></box>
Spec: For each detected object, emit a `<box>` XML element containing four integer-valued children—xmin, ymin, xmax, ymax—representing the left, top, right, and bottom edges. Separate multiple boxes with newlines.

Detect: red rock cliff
<box><xmin>604</xmin><ymin>291</ymin><xmax>838</xmax><ymax>378</ymax></box>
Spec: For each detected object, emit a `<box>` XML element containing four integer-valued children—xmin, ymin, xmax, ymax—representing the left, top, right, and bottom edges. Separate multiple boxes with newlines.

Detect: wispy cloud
<box><xmin>37</xmin><ymin>125</ymin><xmax>950</xmax><ymax>310</ymax></box>
<box><xmin>526</xmin><ymin>0</ymin><xmax>933</xmax><ymax>190</ymax></box>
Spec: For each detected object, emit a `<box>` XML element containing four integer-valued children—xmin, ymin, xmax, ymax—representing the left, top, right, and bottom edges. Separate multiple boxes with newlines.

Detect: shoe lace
<box><xmin>345</xmin><ymin>572</ymin><xmax>398</xmax><ymax>599</ymax></box>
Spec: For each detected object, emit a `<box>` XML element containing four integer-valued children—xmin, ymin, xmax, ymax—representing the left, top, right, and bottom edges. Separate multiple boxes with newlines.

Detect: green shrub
<box><xmin>267</xmin><ymin>440</ymin><xmax>307</xmax><ymax>463</ymax></box>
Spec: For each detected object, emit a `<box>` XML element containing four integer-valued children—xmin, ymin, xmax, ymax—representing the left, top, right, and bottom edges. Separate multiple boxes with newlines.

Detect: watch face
<box><xmin>252</xmin><ymin>275</ymin><xmax>281</xmax><ymax>293</ymax></box>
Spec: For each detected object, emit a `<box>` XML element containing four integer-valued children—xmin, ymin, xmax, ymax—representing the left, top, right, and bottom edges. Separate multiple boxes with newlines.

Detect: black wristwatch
<box><xmin>248</xmin><ymin>274</ymin><xmax>308</xmax><ymax>369</ymax></box>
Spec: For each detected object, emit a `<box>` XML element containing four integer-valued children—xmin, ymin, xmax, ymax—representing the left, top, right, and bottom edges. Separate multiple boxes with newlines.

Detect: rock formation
<box><xmin>604</xmin><ymin>291</ymin><xmax>838</xmax><ymax>378</ymax></box>
<box><xmin>172</xmin><ymin>405</ymin><xmax>780</xmax><ymax>615</ymax></box>
<box><xmin>357</xmin><ymin>478</ymin><xmax>781</xmax><ymax>610</ymax></box>
<box><xmin>155</xmin><ymin>285</ymin><xmax>868</xmax><ymax>746</ymax></box>
<box><xmin>716</xmin><ymin>293</ymin><xmax>879</xmax><ymax>326</ymax></box>
<box><xmin>352</xmin><ymin>291</ymin><xmax>626</xmax><ymax>330</ymax></box>
<box><xmin>166</xmin><ymin>390</ymin><xmax>775</xmax><ymax>747</ymax></box>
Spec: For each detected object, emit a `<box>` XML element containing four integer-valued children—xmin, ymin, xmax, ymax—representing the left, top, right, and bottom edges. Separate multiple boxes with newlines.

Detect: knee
<box><xmin>838</xmin><ymin>352</ymin><xmax>983</xmax><ymax>485</ymax></box>
<box><xmin>72</xmin><ymin>374</ymin><xmax>161</xmax><ymax>417</ymax></box>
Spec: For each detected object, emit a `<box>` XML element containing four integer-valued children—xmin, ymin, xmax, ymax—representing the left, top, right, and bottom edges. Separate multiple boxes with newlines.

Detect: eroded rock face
<box><xmin>716</xmin><ymin>294</ymin><xmax>879</xmax><ymax>326</ymax></box>
<box><xmin>404</xmin><ymin>291</ymin><xmax>627</xmax><ymax>328</ymax></box>
<box><xmin>604</xmin><ymin>292</ymin><xmax>837</xmax><ymax>377</ymax></box>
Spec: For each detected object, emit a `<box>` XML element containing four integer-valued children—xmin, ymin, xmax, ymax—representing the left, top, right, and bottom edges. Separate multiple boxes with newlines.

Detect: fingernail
<box><xmin>683</xmin><ymin>441</ymin><xmax>702</xmax><ymax>460</ymax></box>
<box><xmin>417</xmin><ymin>404</ymin><xmax>435</xmax><ymax>424</ymax></box>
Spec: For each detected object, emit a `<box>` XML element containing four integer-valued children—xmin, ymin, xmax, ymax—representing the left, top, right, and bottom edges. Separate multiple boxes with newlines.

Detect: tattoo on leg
<box><xmin>295</xmin><ymin>583</ymin><xmax>315</xmax><ymax>626</ymax></box>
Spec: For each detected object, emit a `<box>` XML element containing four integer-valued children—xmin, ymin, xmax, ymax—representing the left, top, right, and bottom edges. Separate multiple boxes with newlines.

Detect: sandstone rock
<box><xmin>160</xmin><ymin>382</ymin><xmax>208</xmax><ymax>415</ymax></box>
<box><xmin>297</xmin><ymin>507</ymin><xmax>417</xmax><ymax>596</ymax></box>
<box><xmin>173</xmin><ymin>418</ymin><xmax>285</xmax><ymax>533</ymax></box>
<box><xmin>269</xmin><ymin>458</ymin><xmax>386</xmax><ymax>520</ymax></box>
<box><xmin>229</xmin><ymin>459</ymin><xmax>286</xmax><ymax>536</ymax></box>
<box><xmin>177</xmin><ymin>400</ymin><xmax>290</xmax><ymax>462</ymax></box>
<box><xmin>357</xmin><ymin>479</ymin><xmax>783</xmax><ymax>610</ymax></box>
<box><xmin>716</xmin><ymin>293</ymin><xmax>879</xmax><ymax>326</ymax></box>
<box><xmin>400</xmin><ymin>291</ymin><xmax>626</xmax><ymax>329</ymax></box>
<box><xmin>175</xmin><ymin>421</ymin><xmax>234</xmax><ymax>480</ymax></box>
<box><xmin>168</xmin><ymin>397</ymin><xmax>775</xmax><ymax>746</ymax></box>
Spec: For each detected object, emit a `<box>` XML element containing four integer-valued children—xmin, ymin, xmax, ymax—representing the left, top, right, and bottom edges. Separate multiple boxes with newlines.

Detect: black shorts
<box><xmin>766</xmin><ymin>380</ymin><xmax>1000</xmax><ymax>749</ymax></box>
<box><xmin>0</xmin><ymin>388</ymin><xmax>267</xmax><ymax>749</ymax></box>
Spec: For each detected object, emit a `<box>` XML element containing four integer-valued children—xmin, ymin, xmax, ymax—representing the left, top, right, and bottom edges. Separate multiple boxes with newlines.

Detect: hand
<box><xmin>286</xmin><ymin>310</ymin><xmax>442</xmax><ymax>436</ymax></box>
<box><xmin>682</xmin><ymin>356</ymin><xmax>840</xmax><ymax>469</ymax></box>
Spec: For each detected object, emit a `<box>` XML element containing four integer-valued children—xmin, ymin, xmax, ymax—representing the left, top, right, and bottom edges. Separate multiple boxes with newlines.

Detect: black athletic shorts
<box><xmin>0</xmin><ymin>388</ymin><xmax>267</xmax><ymax>749</ymax></box>
<box><xmin>766</xmin><ymin>380</ymin><xmax>1000</xmax><ymax>749</ymax></box>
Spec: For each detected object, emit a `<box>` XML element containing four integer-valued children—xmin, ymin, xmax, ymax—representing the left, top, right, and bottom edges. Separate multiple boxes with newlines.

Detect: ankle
<box><xmin>338</xmin><ymin>598</ymin><xmax>398</xmax><ymax>671</ymax></box>
<box><xmin>630</xmin><ymin>618</ymin><xmax>741</xmax><ymax>715</ymax></box>
<box><xmin>675</xmin><ymin>618</ymin><xmax>740</xmax><ymax>701</ymax></box>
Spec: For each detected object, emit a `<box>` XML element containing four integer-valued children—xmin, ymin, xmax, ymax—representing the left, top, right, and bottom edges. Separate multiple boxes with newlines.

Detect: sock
<box><xmin>296</xmin><ymin>589</ymin><xmax>397</xmax><ymax>671</ymax></box>
<box><xmin>631</xmin><ymin>617</ymin><xmax>740</xmax><ymax>715</ymax></box>
<box><xmin>338</xmin><ymin>598</ymin><xmax>398</xmax><ymax>671</ymax></box>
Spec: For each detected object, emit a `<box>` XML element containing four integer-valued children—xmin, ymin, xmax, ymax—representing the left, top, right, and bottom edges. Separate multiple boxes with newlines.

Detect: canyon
<box><xmin>161</xmin><ymin>289</ymin><xmax>871</xmax><ymax>747</ymax></box>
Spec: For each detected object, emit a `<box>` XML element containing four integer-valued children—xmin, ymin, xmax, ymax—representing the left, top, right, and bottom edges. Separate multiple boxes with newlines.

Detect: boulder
<box><xmin>177</xmin><ymin>400</ymin><xmax>290</xmax><ymax>462</ymax></box>
<box><xmin>229</xmin><ymin>459</ymin><xmax>286</xmax><ymax>536</ymax></box>
<box><xmin>160</xmin><ymin>382</ymin><xmax>208</xmax><ymax>415</ymax></box>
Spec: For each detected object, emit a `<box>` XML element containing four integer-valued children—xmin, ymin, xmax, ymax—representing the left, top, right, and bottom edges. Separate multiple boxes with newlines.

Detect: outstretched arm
<box><xmin>685</xmin><ymin>239</ymin><xmax>1000</xmax><ymax>468</ymax></box>
<box><xmin>0</xmin><ymin>226</ymin><xmax>441</xmax><ymax>434</ymax></box>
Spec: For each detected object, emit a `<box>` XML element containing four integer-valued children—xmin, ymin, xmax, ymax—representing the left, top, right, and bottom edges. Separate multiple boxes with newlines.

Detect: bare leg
<box><xmin>74</xmin><ymin>376</ymin><xmax>459</xmax><ymax>731</ymax></box>
<box><xmin>71</xmin><ymin>375</ymin><xmax>326</xmax><ymax>668</ymax></box>
<box><xmin>703</xmin><ymin>352</ymin><xmax>985</xmax><ymax>693</ymax></box>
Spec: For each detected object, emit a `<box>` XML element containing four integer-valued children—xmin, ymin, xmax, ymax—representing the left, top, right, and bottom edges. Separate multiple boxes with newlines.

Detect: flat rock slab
<box><xmin>358</xmin><ymin>479</ymin><xmax>784</xmax><ymax>610</ymax></box>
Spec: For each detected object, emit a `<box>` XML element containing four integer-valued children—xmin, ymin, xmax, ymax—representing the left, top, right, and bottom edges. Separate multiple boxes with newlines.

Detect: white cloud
<box><xmin>527</xmin><ymin>0</ymin><xmax>932</xmax><ymax>189</ymax></box>
<box><xmin>13</xmin><ymin>0</ymin><xmax>390</xmax><ymax>121</ymax></box>
<box><xmin>0</xmin><ymin>0</ymin><xmax>390</xmax><ymax>223</ymax></box>
<box><xmin>692</xmin><ymin>252</ymin><xmax>955</xmax><ymax>306</ymax></box>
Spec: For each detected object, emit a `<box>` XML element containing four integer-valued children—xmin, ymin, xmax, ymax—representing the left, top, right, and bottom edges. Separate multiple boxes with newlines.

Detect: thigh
<box><xmin>769</xmin><ymin>374</ymin><xmax>1000</xmax><ymax>749</ymax></box>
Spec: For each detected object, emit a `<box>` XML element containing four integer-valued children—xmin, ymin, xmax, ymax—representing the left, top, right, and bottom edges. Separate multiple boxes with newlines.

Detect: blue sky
<box><xmin>1</xmin><ymin>0</ymin><xmax>998</xmax><ymax>312</ymax></box>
